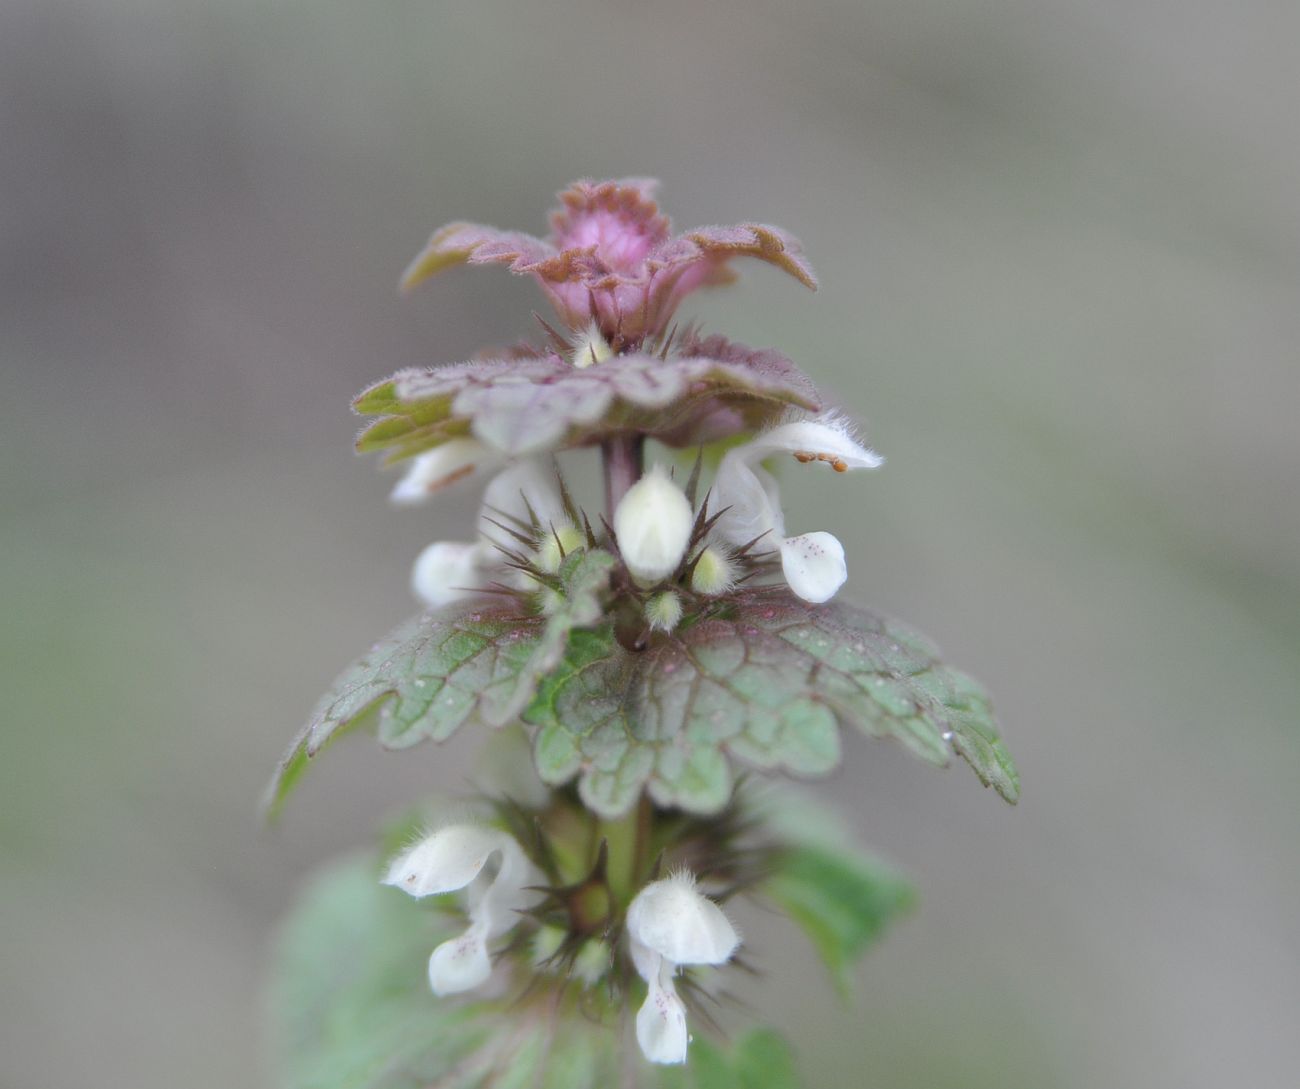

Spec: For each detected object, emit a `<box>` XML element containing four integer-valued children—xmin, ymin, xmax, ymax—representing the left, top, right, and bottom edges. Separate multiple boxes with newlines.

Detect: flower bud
<box><xmin>535</xmin><ymin>523</ymin><xmax>586</xmax><ymax>575</ymax></box>
<box><xmin>570</xmin><ymin>323</ymin><xmax>613</xmax><ymax>369</ymax></box>
<box><xmin>614</xmin><ymin>466</ymin><xmax>693</xmax><ymax>586</ymax></box>
<box><xmin>645</xmin><ymin>591</ymin><xmax>683</xmax><ymax>633</ymax></box>
<box><xmin>689</xmin><ymin>546</ymin><xmax>736</xmax><ymax>596</ymax></box>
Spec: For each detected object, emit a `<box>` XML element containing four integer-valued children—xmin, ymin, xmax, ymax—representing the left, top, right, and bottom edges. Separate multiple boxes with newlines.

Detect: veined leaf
<box><xmin>353</xmin><ymin>338</ymin><xmax>820</xmax><ymax>464</ymax></box>
<box><xmin>263</xmin><ymin>551</ymin><xmax>613</xmax><ymax>819</ymax></box>
<box><xmin>526</xmin><ymin>590</ymin><xmax>1019</xmax><ymax>818</ymax></box>
<box><xmin>270</xmin><ymin>585</ymin><xmax>1017</xmax><ymax>820</ymax></box>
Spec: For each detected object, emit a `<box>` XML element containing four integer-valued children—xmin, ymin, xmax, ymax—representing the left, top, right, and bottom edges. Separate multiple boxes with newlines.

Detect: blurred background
<box><xmin>3</xmin><ymin>1</ymin><xmax>1298</xmax><ymax>1086</ymax></box>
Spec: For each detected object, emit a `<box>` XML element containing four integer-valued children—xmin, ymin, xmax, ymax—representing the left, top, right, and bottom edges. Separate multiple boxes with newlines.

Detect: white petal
<box><xmin>711</xmin><ymin>456</ymin><xmax>782</xmax><ymax>548</ymax></box>
<box><xmin>478</xmin><ymin>459</ymin><xmax>566</xmax><ymax>537</ymax></box>
<box><xmin>469</xmin><ymin>836</ymin><xmax>543</xmax><ymax>940</ymax></box>
<box><xmin>428</xmin><ymin>925</ymin><xmax>492</xmax><ymax>995</ymax></box>
<box><xmin>628</xmin><ymin>936</ymin><xmax>662</xmax><ymax>984</ymax></box>
<box><xmin>614</xmin><ymin>466</ymin><xmax>694</xmax><ymax>585</ymax></box>
<box><xmin>635</xmin><ymin>960</ymin><xmax>689</xmax><ymax>1065</ymax></box>
<box><xmin>411</xmin><ymin>541</ymin><xmax>484</xmax><ymax>608</ymax></box>
<box><xmin>744</xmin><ymin>416</ymin><xmax>883</xmax><ymax>471</ymax></box>
<box><xmin>382</xmin><ymin>824</ymin><xmax>504</xmax><ymax>899</ymax></box>
<box><xmin>390</xmin><ymin>439</ymin><xmax>491</xmax><ymax>505</ymax></box>
<box><xmin>711</xmin><ymin>414</ymin><xmax>881</xmax><ymax>549</ymax></box>
<box><xmin>626</xmin><ymin>872</ymin><xmax>740</xmax><ymax>967</ymax></box>
<box><xmin>779</xmin><ymin>532</ymin><xmax>847</xmax><ymax>604</ymax></box>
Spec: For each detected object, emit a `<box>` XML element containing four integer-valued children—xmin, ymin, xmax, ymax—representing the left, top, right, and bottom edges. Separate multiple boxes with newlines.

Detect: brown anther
<box><xmin>793</xmin><ymin>451</ymin><xmax>815</xmax><ymax>463</ymax></box>
<box><xmin>832</xmin><ymin>459</ymin><xmax>848</xmax><ymax>472</ymax></box>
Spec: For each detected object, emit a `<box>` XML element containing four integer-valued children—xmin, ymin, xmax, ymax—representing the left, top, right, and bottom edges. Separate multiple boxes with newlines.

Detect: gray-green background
<box><xmin>3</xmin><ymin>1</ymin><xmax>1297</xmax><ymax>1087</ymax></box>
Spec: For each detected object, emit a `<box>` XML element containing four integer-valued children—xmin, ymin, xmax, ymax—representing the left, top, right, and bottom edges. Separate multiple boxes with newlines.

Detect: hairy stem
<box><xmin>601</xmin><ymin>435</ymin><xmax>645</xmax><ymax>518</ymax></box>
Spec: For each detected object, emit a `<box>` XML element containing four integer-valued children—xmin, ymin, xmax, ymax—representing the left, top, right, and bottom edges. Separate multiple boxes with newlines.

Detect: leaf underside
<box><xmin>353</xmin><ymin>342</ymin><xmax>821</xmax><ymax>463</ymax></box>
<box><xmin>268</xmin><ymin>583</ymin><xmax>1018</xmax><ymax>820</ymax></box>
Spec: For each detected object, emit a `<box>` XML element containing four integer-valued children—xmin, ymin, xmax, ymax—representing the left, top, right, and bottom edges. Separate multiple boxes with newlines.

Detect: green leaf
<box><xmin>271</xmin><ymin>856</ymin><xmax>626</xmax><ymax>1089</ymax></box>
<box><xmin>654</xmin><ymin>1030</ymin><xmax>800</xmax><ymax>1089</ymax></box>
<box><xmin>271</xmin><ymin>583</ymin><xmax>1017</xmax><ymax>820</ymax></box>
<box><xmin>733</xmin><ymin>1031</ymin><xmax>799</xmax><ymax>1089</ymax></box>
<box><xmin>264</xmin><ymin>551</ymin><xmax>613</xmax><ymax>819</ymax></box>
<box><xmin>765</xmin><ymin>844</ymin><xmax>916</xmax><ymax>995</ymax></box>
<box><xmin>523</xmin><ymin>590</ymin><xmax>1019</xmax><ymax>818</ymax></box>
<box><xmin>354</xmin><ymin>341</ymin><xmax>820</xmax><ymax>463</ymax></box>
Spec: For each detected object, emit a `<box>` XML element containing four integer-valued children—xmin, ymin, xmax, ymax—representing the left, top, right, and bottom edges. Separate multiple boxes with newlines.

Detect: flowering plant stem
<box><xmin>600</xmin><ymin>794</ymin><xmax>655</xmax><ymax>906</ymax></box>
<box><xmin>603</xmin><ymin>434</ymin><xmax>646</xmax><ymax>516</ymax></box>
<box><xmin>267</xmin><ymin>178</ymin><xmax>1020</xmax><ymax>1086</ymax></box>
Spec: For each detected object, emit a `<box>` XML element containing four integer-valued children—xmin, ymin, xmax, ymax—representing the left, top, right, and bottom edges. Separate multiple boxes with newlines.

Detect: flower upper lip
<box><xmin>400</xmin><ymin>178</ymin><xmax>817</xmax><ymax>348</ymax></box>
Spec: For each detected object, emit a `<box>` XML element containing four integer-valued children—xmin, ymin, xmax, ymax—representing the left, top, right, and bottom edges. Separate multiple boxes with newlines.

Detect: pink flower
<box><xmin>401</xmin><ymin>178</ymin><xmax>817</xmax><ymax>350</ymax></box>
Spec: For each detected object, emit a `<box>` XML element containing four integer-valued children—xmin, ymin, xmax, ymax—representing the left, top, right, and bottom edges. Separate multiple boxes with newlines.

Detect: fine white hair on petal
<box><xmin>614</xmin><ymin>465</ymin><xmax>694</xmax><ymax>585</ymax></box>
<box><xmin>410</xmin><ymin>540</ymin><xmax>486</xmax><ymax>608</ymax></box>
<box><xmin>748</xmin><ymin>412</ymin><xmax>883</xmax><ymax>470</ymax></box>
<box><xmin>626</xmin><ymin>870</ymin><xmax>741</xmax><ymax>967</ymax></box>
<box><xmin>779</xmin><ymin>531</ymin><xmax>848</xmax><ymax>604</ymax></box>
<box><xmin>381</xmin><ymin>823</ymin><xmax>505</xmax><ymax>898</ymax></box>
<box><xmin>390</xmin><ymin>438</ymin><xmax>493</xmax><ymax>506</ymax></box>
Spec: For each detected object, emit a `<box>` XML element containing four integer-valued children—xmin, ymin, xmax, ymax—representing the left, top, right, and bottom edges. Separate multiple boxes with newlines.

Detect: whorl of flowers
<box><xmin>269</xmin><ymin>180</ymin><xmax>1018</xmax><ymax>1083</ymax></box>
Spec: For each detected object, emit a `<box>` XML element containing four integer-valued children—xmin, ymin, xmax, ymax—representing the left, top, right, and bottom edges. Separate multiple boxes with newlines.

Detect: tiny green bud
<box><xmin>645</xmin><ymin>591</ymin><xmax>683</xmax><ymax>633</ymax></box>
<box><xmin>690</xmin><ymin>546</ymin><xmax>737</xmax><ymax>596</ymax></box>
<box><xmin>572</xmin><ymin>938</ymin><xmax>612</xmax><ymax>986</ymax></box>
<box><xmin>532</xmin><ymin>924</ymin><xmax>566</xmax><ymax>971</ymax></box>
<box><xmin>570</xmin><ymin>323</ymin><xmax>614</xmax><ymax>368</ymax></box>
<box><xmin>535</xmin><ymin>523</ymin><xmax>586</xmax><ymax>574</ymax></box>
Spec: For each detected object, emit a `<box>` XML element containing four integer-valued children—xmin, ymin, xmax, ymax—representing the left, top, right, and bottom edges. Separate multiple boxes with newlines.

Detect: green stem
<box><xmin>598</xmin><ymin>794</ymin><xmax>654</xmax><ymax>911</ymax></box>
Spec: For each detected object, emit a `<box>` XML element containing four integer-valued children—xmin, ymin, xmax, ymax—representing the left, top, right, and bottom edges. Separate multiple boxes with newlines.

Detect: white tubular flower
<box><xmin>390</xmin><ymin>438</ymin><xmax>495</xmax><ymax>506</ymax></box>
<box><xmin>410</xmin><ymin>459</ymin><xmax>567</xmax><ymax>607</ymax></box>
<box><xmin>614</xmin><ymin>466</ymin><xmax>694</xmax><ymax>586</ymax></box>
<box><xmin>411</xmin><ymin>540</ymin><xmax>486</xmax><ymax>609</ymax></box>
<box><xmin>478</xmin><ymin>459</ymin><xmax>567</xmax><ymax>537</ymax></box>
<box><xmin>711</xmin><ymin>415</ymin><xmax>881</xmax><ymax>604</ymax></box>
<box><xmin>383</xmin><ymin>824</ymin><xmax>540</xmax><ymax>997</ymax></box>
<box><xmin>626</xmin><ymin>872</ymin><xmax>740</xmax><ymax>1065</ymax></box>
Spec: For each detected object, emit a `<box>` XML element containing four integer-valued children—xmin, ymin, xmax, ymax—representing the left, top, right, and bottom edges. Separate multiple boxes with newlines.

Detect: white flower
<box><xmin>390</xmin><ymin>439</ymin><xmax>496</xmax><ymax>506</ymax></box>
<box><xmin>478</xmin><ymin>459</ymin><xmax>568</xmax><ymax>537</ymax></box>
<box><xmin>626</xmin><ymin>871</ymin><xmax>740</xmax><ymax>1065</ymax></box>
<box><xmin>383</xmin><ymin>824</ymin><xmax>541</xmax><ymax>996</ymax></box>
<box><xmin>614</xmin><ymin>466</ymin><xmax>694</xmax><ymax>586</ymax></box>
<box><xmin>711</xmin><ymin>415</ymin><xmax>881</xmax><ymax>604</ymax></box>
<box><xmin>411</xmin><ymin>540</ymin><xmax>486</xmax><ymax>609</ymax></box>
<box><xmin>409</xmin><ymin>459</ymin><xmax>567</xmax><ymax>608</ymax></box>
